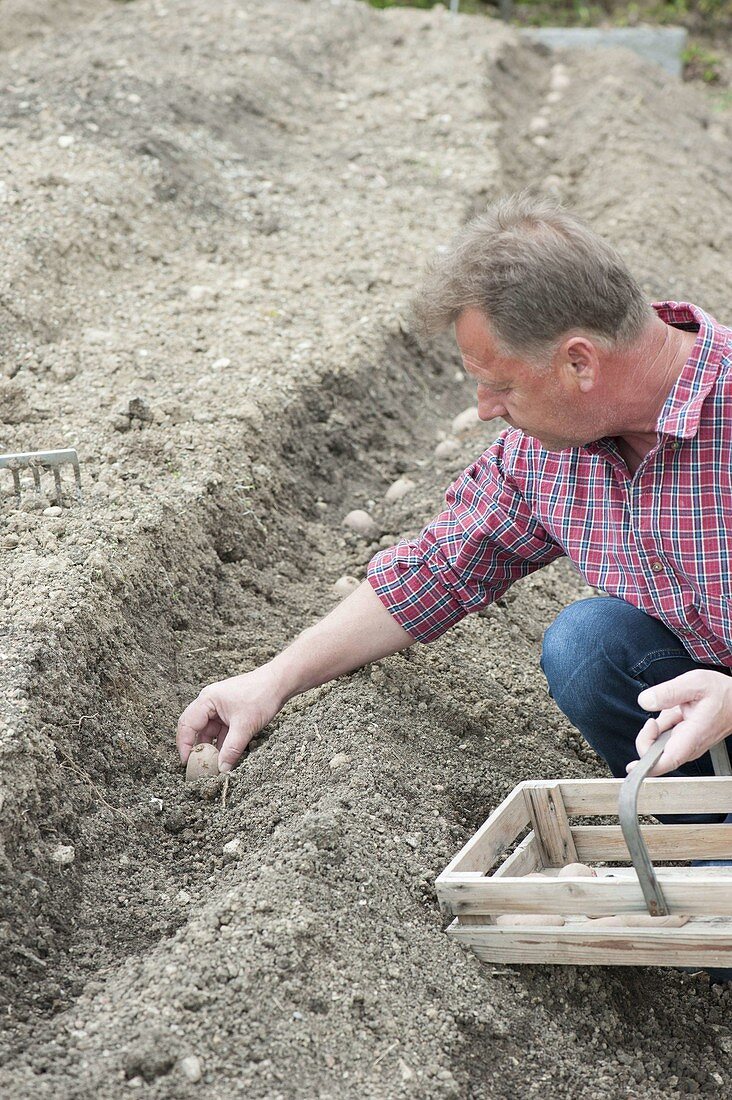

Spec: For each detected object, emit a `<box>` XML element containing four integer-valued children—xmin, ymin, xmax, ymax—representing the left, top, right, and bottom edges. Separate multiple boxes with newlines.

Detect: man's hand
<box><xmin>628</xmin><ymin>670</ymin><xmax>732</xmax><ymax>777</ymax></box>
<box><xmin>177</xmin><ymin>667</ymin><xmax>286</xmax><ymax>773</ymax></box>
<box><xmin>175</xmin><ymin>581</ymin><xmax>415</xmax><ymax>775</ymax></box>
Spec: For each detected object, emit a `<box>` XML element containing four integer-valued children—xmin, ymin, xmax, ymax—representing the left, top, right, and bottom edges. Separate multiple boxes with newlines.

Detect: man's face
<box><xmin>454</xmin><ymin>308</ymin><xmax>596</xmax><ymax>451</ymax></box>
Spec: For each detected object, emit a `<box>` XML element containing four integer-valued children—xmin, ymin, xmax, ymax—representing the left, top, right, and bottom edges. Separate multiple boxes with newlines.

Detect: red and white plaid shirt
<box><xmin>368</xmin><ymin>302</ymin><xmax>732</xmax><ymax>665</ymax></box>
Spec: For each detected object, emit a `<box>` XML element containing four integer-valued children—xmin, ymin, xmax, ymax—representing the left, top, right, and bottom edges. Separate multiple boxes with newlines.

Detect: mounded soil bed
<box><xmin>1</xmin><ymin>1</ymin><xmax>732</xmax><ymax>1096</ymax></box>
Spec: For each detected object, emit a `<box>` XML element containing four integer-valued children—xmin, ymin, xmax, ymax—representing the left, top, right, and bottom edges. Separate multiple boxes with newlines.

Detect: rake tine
<box><xmin>72</xmin><ymin>456</ymin><xmax>83</xmax><ymax>501</ymax></box>
<box><xmin>1</xmin><ymin>449</ymin><xmax>82</xmax><ymax>506</ymax></box>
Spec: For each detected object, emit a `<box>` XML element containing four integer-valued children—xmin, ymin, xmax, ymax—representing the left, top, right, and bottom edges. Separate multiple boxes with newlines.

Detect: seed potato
<box><xmin>558</xmin><ymin>862</ymin><xmax>597</xmax><ymax>878</ymax></box>
<box><xmin>495</xmin><ymin>913</ymin><xmax>566</xmax><ymax>927</ymax></box>
<box><xmin>586</xmin><ymin>913</ymin><xmax>690</xmax><ymax>928</ymax></box>
<box><xmin>185</xmin><ymin>742</ymin><xmax>220</xmax><ymax>782</ymax></box>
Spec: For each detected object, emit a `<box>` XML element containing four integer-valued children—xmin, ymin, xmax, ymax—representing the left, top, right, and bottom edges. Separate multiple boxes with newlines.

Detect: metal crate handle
<box><xmin>619</xmin><ymin>731</ymin><xmax>732</xmax><ymax>917</ymax></box>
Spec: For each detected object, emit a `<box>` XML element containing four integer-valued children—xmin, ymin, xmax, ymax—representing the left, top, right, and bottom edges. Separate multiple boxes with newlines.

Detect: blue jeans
<box><xmin>540</xmin><ymin>597</ymin><xmax>732</xmax><ymax>826</ymax></box>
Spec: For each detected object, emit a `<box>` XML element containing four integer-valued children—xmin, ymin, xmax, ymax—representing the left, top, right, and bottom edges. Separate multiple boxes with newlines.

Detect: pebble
<box><xmin>223</xmin><ymin>837</ymin><xmax>242</xmax><ymax>860</ymax></box>
<box><xmin>2</xmin><ymin>534</ymin><xmax>19</xmax><ymax>549</ymax></box>
<box><xmin>50</xmin><ymin>844</ymin><xmax>75</xmax><ymax>866</ymax></box>
<box><xmin>212</xmin><ymin>358</ymin><xmax>231</xmax><ymax>369</ymax></box>
<box><xmin>188</xmin><ymin>285</ymin><xmax>213</xmax><ymax>301</ymax></box>
<box><xmin>329</xmin><ymin>753</ymin><xmax>350</xmax><ymax>771</ymax></box>
<box><xmin>550</xmin><ymin>65</ymin><xmax>571</xmax><ymax>92</ymax></box>
<box><xmin>342</xmin><ymin>509</ymin><xmax>380</xmax><ymax>539</ymax></box>
<box><xmin>434</xmin><ymin>438</ymin><xmax>460</xmax><ymax>460</ymax></box>
<box><xmin>399</xmin><ymin>1059</ymin><xmax>415</xmax><ymax>1082</ymax></box>
<box><xmin>451</xmin><ymin>406</ymin><xmax>481</xmax><ymax>435</ymax></box>
<box><xmin>128</xmin><ymin>396</ymin><xmax>153</xmax><ymax>422</ymax></box>
<box><xmin>43</xmin><ymin>506</ymin><xmax>63</xmax><ymax>518</ymax></box>
<box><xmin>57</xmin><ymin>134</ymin><xmax>74</xmax><ymax>148</ymax></box>
<box><xmin>179</xmin><ymin>1055</ymin><xmax>203</xmax><ymax>1083</ymax></box>
<box><xmin>384</xmin><ymin>477</ymin><xmax>415</xmax><ymax>502</ymax></box>
<box><xmin>333</xmin><ymin>575</ymin><xmax>360</xmax><ymax>598</ymax></box>
<box><xmin>529</xmin><ymin>114</ymin><xmax>550</xmax><ymax>134</ymax></box>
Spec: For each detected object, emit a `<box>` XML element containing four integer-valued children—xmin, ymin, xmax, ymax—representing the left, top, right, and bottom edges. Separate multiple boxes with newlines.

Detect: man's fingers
<box><xmin>635</xmin><ymin>716</ymin><xmax>661</xmax><ymax>758</ymax></box>
<box><xmin>629</xmin><ymin>720</ymin><xmax>702</xmax><ymax>777</ymax></box>
<box><xmin>218</xmin><ymin>720</ymin><xmax>255</xmax><ymax>774</ymax></box>
<box><xmin>631</xmin><ymin>708</ymin><xmax>684</xmax><ymax>770</ymax></box>
<box><xmin>176</xmin><ymin>695</ymin><xmax>220</xmax><ymax>763</ymax></box>
<box><xmin>646</xmin><ymin>739</ymin><xmax>689</xmax><ymax>777</ymax></box>
<box><xmin>637</xmin><ymin>672</ymin><xmax>704</xmax><ymax>714</ymax></box>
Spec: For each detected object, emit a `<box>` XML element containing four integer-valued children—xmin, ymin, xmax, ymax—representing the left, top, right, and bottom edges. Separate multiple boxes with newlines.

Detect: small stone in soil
<box><xmin>329</xmin><ymin>753</ymin><xmax>350</xmax><ymax>771</ymax></box>
<box><xmin>451</xmin><ymin>406</ymin><xmax>481</xmax><ymax>435</ymax></box>
<box><xmin>179</xmin><ymin>1054</ymin><xmax>203</xmax><ymax>1083</ymax></box>
<box><xmin>434</xmin><ymin>438</ymin><xmax>460</xmax><ymax>459</ymax></box>
<box><xmin>50</xmin><ymin>844</ymin><xmax>75</xmax><ymax>865</ymax></box>
<box><xmin>333</xmin><ymin>575</ymin><xmax>360</xmax><ymax>597</ymax></box>
<box><xmin>223</xmin><ymin>837</ymin><xmax>242</xmax><ymax>860</ymax></box>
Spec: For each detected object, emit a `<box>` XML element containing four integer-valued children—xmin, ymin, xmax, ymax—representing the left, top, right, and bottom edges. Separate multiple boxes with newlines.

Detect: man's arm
<box><xmin>176</xmin><ymin>580</ymin><xmax>414</xmax><ymax>772</ymax></box>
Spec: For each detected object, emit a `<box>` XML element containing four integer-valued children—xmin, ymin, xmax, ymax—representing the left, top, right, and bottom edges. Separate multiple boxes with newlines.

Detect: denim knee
<box><xmin>541</xmin><ymin>598</ymin><xmax>619</xmax><ymax>719</ymax></box>
<box><xmin>540</xmin><ymin>597</ymin><xmax>690</xmax><ymax>730</ymax></box>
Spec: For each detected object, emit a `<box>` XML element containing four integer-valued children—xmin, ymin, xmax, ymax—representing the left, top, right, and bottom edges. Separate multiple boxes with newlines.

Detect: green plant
<box><xmin>683</xmin><ymin>43</ymin><xmax>723</xmax><ymax>83</ymax></box>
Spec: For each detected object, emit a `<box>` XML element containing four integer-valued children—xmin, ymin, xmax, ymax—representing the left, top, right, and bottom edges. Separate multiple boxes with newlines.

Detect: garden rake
<box><xmin>0</xmin><ymin>448</ymin><xmax>82</xmax><ymax>504</ymax></box>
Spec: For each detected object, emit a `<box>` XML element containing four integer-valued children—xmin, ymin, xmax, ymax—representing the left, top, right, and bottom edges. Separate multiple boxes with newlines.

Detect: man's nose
<box><xmin>477</xmin><ymin>393</ymin><xmax>507</xmax><ymax>421</ymax></box>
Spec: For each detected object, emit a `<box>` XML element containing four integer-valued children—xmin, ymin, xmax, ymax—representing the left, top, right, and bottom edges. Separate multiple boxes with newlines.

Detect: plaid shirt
<box><xmin>368</xmin><ymin>302</ymin><xmax>732</xmax><ymax>665</ymax></box>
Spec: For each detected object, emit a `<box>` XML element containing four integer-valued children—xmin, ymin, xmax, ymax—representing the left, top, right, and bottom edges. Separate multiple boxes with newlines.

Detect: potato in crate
<box><xmin>435</xmin><ymin>731</ymin><xmax>732</xmax><ymax>968</ymax></box>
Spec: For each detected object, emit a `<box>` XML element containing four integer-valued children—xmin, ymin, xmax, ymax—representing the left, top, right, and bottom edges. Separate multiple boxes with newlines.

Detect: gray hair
<box><xmin>413</xmin><ymin>192</ymin><xmax>653</xmax><ymax>362</ymax></box>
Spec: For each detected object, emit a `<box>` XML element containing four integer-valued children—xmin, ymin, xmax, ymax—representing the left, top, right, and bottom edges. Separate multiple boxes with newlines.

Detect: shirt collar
<box><xmin>652</xmin><ymin>301</ymin><xmax>728</xmax><ymax>440</ymax></box>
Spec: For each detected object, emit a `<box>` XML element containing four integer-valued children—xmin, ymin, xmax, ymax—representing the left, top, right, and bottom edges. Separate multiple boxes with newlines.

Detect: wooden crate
<box><xmin>435</xmin><ymin>777</ymin><xmax>732</xmax><ymax>967</ymax></box>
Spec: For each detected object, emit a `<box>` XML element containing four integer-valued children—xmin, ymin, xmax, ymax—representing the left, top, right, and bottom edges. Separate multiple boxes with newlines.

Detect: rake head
<box><xmin>0</xmin><ymin>448</ymin><xmax>82</xmax><ymax>505</ymax></box>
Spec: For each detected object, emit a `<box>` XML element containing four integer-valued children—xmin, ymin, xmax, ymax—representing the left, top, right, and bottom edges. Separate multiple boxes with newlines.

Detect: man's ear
<box><xmin>563</xmin><ymin>336</ymin><xmax>599</xmax><ymax>393</ymax></box>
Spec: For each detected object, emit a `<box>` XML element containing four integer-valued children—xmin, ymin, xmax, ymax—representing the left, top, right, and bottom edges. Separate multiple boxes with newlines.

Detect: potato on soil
<box><xmin>185</xmin><ymin>742</ymin><xmax>220</xmax><ymax>782</ymax></box>
<box><xmin>342</xmin><ymin>509</ymin><xmax>380</xmax><ymax>539</ymax></box>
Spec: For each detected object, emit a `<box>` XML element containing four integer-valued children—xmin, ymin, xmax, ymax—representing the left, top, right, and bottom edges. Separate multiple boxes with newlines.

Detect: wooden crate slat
<box><xmin>554</xmin><ymin>776</ymin><xmax>732</xmax><ymax>816</ymax></box>
<box><xmin>595</xmin><ymin>867</ymin><xmax>732</xmax><ymax>880</ymax></box>
<box><xmin>572</xmin><ymin>823</ymin><xmax>732</xmax><ymax>862</ymax></box>
<box><xmin>526</xmin><ymin>783</ymin><xmax>578</xmax><ymax>866</ymax></box>
<box><xmin>437</xmin><ymin>783</ymin><xmax>530</xmax><ymax>877</ymax></box>
<box><xmin>437</xmin><ymin>875</ymin><xmax>732</xmax><ymax>916</ymax></box>
<box><xmin>493</xmin><ymin>831</ymin><xmax>541</xmax><ymax>877</ymax></box>
<box><xmin>448</xmin><ymin>920</ymin><xmax>732</xmax><ymax>967</ymax></box>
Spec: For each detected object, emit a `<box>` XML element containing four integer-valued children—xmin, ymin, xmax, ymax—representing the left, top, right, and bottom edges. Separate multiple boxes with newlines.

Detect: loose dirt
<box><xmin>1</xmin><ymin>0</ymin><xmax>732</xmax><ymax>1096</ymax></box>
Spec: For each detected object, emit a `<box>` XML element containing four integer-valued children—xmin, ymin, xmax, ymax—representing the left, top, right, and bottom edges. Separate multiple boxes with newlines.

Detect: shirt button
<box><xmin>670</xmin><ymin>440</ymin><xmax>681</xmax><ymax>450</ymax></box>
<box><xmin>651</xmin><ymin>560</ymin><xmax>664</xmax><ymax>573</ymax></box>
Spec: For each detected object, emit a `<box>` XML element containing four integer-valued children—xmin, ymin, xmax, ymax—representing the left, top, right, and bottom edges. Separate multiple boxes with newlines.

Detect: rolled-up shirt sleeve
<box><xmin>367</xmin><ymin>433</ymin><xmax>564</xmax><ymax>642</ymax></box>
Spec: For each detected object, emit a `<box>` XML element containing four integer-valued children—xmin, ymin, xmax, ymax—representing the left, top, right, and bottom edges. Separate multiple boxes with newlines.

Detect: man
<box><xmin>177</xmin><ymin>193</ymin><xmax>732</xmax><ymax>827</ymax></box>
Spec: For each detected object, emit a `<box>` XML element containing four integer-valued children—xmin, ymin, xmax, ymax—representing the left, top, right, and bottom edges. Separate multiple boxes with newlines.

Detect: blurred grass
<box><xmin>365</xmin><ymin>0</ymin><xmax>732</xmax><ymax>30</ymax></box>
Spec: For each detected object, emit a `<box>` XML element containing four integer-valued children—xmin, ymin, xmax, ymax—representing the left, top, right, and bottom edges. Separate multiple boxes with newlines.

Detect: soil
<box><xmin>1</xmin><ymin>0</ymin><xmax>732</xmax><ymax>1097</ymax></box>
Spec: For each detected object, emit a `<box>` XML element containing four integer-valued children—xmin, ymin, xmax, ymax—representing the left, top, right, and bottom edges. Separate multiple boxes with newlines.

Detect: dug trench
<box><xmin>2</xmin><ymin>5</ymin><xmax>732</xmax><ymax>1100</ymax></box>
